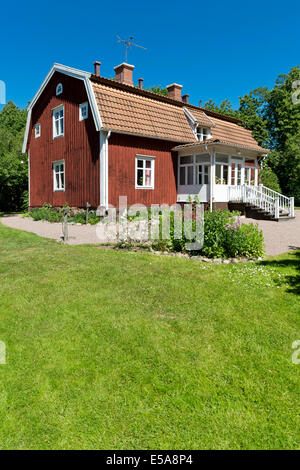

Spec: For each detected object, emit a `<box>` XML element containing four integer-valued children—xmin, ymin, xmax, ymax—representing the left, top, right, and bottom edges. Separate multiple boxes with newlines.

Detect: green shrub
<box><xmin>223</xmin><ymin>221</ymin><xmax>265</xmax><ymax>258</ymax></box>
<box><xmin>28</xmin><ymin>205</ymin><xmax>100</xmax><ymax>225</ymax></box>
<box><xmin>150</xmin><ymin>207</ymin><xmax>264</xmax><ymax>259</ymax></box>
<box><xmin>260</xmin><ymin>166</ymin><xmax>281</xmax><ymax>193</ymax></box>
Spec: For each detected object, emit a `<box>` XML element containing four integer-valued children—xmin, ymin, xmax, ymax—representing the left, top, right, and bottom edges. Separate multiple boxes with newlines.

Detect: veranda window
<box><xmin>215</xmin><ymin>154</ymin><xmax>229</xmax><ymax>184</ymax></box>
<box><xmin>53</xmin><ymin>161</ymin><xmax>65</xmax><ymax>191</ymax></box>
<box><xmin>196</xmin><ymin>154</ymin><xmax>210</xmax><ymax>185</ymax></box>
<box><xmin>179</xmin><ymin>154</ymin><xmax>210</xmax><ymax>186</ymax></box>
<box><xmin>179</xmin><ymin>155</ymin><xmax>194</xmax><ymax>186</ymax></box>
<box><xmin>245</xmin><ymin>159</ymin><xmax>255</xmax><ymax>185</ymax></box>
<box><xmin>136</xmin><ymin>156</ymin><xmax>155</xmax><ymax>189</ymax></box>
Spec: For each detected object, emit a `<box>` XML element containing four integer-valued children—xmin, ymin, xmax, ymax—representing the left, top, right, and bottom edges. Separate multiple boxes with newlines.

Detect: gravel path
<box><xmin>242</xmin><ymin>211</ymin><xmax>300</xmax><ymax>256</ymax></box>
<box><xmin>1</xmin><ymin>214</ymin><xmax>100</xmax><ymax>245</ymax></box>
<box><xmin>1</xmin><ymin>212</ymin><xmax>300</xmax><ymax>256</ymax></box>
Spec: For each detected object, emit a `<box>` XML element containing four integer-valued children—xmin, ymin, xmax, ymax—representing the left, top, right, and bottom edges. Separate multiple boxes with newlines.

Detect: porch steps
<box><xmin>245</xmin><ymin>204</ymin><xmax>295</xmax><ymax>221</ymax></box>
<box><xmin>229</xmin><ymin>185</ymin><xmax>295</xmax><ymax>222</ymax></box>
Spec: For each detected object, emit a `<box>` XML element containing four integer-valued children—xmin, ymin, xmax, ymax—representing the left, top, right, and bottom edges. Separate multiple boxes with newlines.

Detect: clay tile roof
<box><xmin>92</xmin><ymin>81</ymin><xmax>196</xmax><ymax>143</ymax></box>
<box><xmin>90</xmin><ymin>77</ymin><xmax>266</xmax><ymax>151</ymax></box>
<box><xmin>210</xmin><ymin>116</ymin><xmax>265</xmax><ymax>151</ymax></box>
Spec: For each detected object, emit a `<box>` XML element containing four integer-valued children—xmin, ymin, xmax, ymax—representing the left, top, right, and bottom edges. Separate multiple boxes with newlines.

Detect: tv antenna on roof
<box><xmin>117</xmin><ymin>36</ymin><xmax>146</xmax><ymax>63</ymax></box>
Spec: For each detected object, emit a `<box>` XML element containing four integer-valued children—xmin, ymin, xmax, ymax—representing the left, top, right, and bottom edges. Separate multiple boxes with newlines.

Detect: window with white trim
<box><xmin>179</xmin><ymin>155</ymin><xmax>194</xmax><ymax>185</ymax></box>
<box><xmin>53</xmin><ymin>105</ymin><xmax>64</xmax><ymax>138</ymax></box>
<box><xmin>35</xmin><ymin>123</ymin><xmax>41</xmax><ymax>138</ymax></box>
<box><xmin>53</xmin><ymin>161</ymin><xmax>65</xmax><ymax>191</ymax></box>
<box><xmin>79</xmin><ymin>102</ymin><xmax>88</xmax><ymax>121</ymax></box>
<box><xmin>245</xmin><ymin>159</ymin><xmax>255</xmax><ymax>186</ymax></box>
<box><xmin>196</xmin><ymin>127</ymin><xmax>211</xmax><ymax>142</ymax></box>
<box><xmin>215</xmin><ymin>154</ymin><xmax>229</xmax><ymax>184</ymax></box>
<box><xmin>56</xmin><ymin>83</ymin><xmax>63</xmax><ymax>96</ymax></box>
<box><xmin>136</xmin><ymin>156</ymin><xmax>155</xmax><ymax>189</ymax></box>
<box><xmin>179</xmin><ymin>154</ymin><xmax>210</xmax><ymax>186</ymax></box>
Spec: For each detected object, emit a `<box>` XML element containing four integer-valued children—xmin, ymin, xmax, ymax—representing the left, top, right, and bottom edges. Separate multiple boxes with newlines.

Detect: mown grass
<box><xmin>0</xmin><ymin>223</ymin><xmax>299</xmax><ymax>450</ymax></box>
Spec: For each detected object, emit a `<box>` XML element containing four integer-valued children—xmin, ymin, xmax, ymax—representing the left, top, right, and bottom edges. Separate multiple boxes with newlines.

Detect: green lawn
<box><xmin>0</xmin><ymin>223</ymin><xmax>299</xmax><ymax>450</ymax></box>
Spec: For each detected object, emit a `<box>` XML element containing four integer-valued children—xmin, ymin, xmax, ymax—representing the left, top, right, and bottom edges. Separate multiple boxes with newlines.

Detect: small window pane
<box><xmin>215</xmin><ymin>165</ymin><xmax>221</xmax><ymax>182</ymax></box>
<box><xmin>180</xmin><ymin>167</ymin><xmax>186</xmax><ymax>185</ymax></box>
<box><xmin>146</xmin><ymin>160</ymin><xmax>151</xmax><ymax>168</ymax></box>
<box><xmin>216</xmin><ymin>154</ymin><xmax>228</xmax><ymax>164</ymax></box>
<box><xmin>145</xmin><ymin>169</ymin><xmax>151</xmax><ymax>186</ymax></box>
<box><xmin>204</xmin><ymin>165</ymin><xmax>209</xmax><ymax>184</ymax></box>
<box><xmin>180</xmin><ymin>155</ymin><xmax>193</xmax><ymax>165</ymax></box>
<box><xmin>197</xmin><ymin>166</ymin><xmax>203</xmax><ymax>185</ymax></box>
<box><xmin>223</xmin><ymin>165</ymin><xmax>228</xmax><ymax>184</ymax></box>
<box><xmin>137</xmin><ymin>169</ymin><xmax>143</xmax><ymax>186</ymax></box>
<box><xmin>137</xmin><ymin>160</ymin><xmax>143</xmax><ymax>168</ymax></box>
<box><xmin>195</xmin><ymin>154</ymin><xmax>210</xmax><ymax>163</ymax></box>
<box><xmin>187</xmin><ymin>166</ymin><xmax>193</xmax><ymax>185</ymax></box>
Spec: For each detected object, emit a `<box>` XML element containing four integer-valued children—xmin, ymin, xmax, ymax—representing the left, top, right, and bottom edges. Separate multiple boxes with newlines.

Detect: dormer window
<box><xmin>196</xmin><ymin>127</ymin><xmax>211</xmax><ymax>142</ymax></box>
<box><xmin>56</xmin><ymin>83</ymin><xmax>63</xmax><ymax>96</ymax></box>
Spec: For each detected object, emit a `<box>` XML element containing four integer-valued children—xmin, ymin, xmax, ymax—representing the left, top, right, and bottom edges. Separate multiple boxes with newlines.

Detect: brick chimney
<box><xmin>166</xmin><ymin>83</ymin><xmax>182</xmax><ymax>101</ymax></box>
<box><xmin>114</xmin><ymin>63</ymin><xmax>135</xmax><ymax>86</ymax></box>
<box><xmin>138</xmin><ymin>78</ymin><xmax>144</xmax><ymax>90</ymax></box>
<box><xmin>182</xmin><ymin>94</ymin><xmax>189</xmax><ymax>104</ymax></box>
<box><xmin>94</xmin><ymin>61</ymin><xmax>101</xmax><ymax>77</ymax></box>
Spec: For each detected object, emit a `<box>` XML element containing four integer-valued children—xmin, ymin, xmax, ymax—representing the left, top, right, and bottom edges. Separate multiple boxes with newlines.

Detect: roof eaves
<box><xmin>172</xmin><ymin>139</ymin><xmax>269</xmax><ymax>153</ymax></box>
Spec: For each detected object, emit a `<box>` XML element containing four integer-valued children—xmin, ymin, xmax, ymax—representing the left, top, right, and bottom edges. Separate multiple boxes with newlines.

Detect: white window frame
<box><xmin>197</xmin><ymin>163</ymin><xmax>210</xmax><ymax>185</ymax></box>
<box><xmin>179</xmin><ymin>155</ymin><xmax>194</xmax><ymax>186</ymax></box>
<box><xmin>245</xmin><ymin>159</ymin><xmax>256</xmax><ymax>186</ymax></box>
<box><xmin>53</xmin><ymin>160</ymin><xmax>65</xmax><ymax>192</ymax></box>
<box><xmin>196</xmin><ymin>127</ymin><xmax>211</xmax><ymax>142</ymax></box>
<box><xmin>215</xmin><ymin>163</ymin><xmax>229</xmax><ymax>185</ymax></box>
<box><xmin>35</xmin><ymin>123</ymin><xmax>41</xmax><ymax>138</ymax></box>
<box><xmin>52</xmin><ymin>105</ymin><xmax>64</xmax><ymax>139</ymax></box>
<box><xmin>179</xmin><ymin>154</ymin><xmax>210</xmax><ymax>186</ymax></box>
<box><xmin>135</xmin><ymin>155</ymin><xmax>155</xmax><ymax>189</ymax></box>
<box><xmin>56</xmin><ymin>83</ymin><xmax>63</xmax><ymax>96</ymax></box>
<box><xmin>79</xmin><ymin>102</ymin><xmax>88</xmax><ymax>121</ymax></box>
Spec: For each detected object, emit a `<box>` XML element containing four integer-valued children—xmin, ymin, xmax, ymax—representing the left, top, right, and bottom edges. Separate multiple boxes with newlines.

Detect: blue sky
<box><xmin>0</xmin><ymin>0</ymin><xmax>299</xmax><ymax>110</ymax></box>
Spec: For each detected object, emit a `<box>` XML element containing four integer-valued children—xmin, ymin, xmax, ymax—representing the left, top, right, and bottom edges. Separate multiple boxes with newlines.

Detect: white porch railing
<box><xmin>229</xmin><ymin>184</ymin><xmax>295</xmax><ymax>219</ymax></box>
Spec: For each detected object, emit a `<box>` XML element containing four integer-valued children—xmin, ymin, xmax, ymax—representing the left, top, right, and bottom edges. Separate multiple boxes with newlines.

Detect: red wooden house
<box><xmin>22</xmin><ymin>62</ymin><xmax>294</xmax><ymax>219</ymax></box>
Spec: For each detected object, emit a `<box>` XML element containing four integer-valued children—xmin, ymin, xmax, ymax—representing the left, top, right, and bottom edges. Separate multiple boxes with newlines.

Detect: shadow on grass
<box><xmin>260</xmin><ymin>249</ymin><xmax>300</xmax><ymax>295</ymax></box>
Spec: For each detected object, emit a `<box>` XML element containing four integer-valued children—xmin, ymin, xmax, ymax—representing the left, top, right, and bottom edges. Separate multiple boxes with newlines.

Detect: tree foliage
<box><xmin>203</xmin><ymin>66</ymin><xmax>300</xmax><ymax>202</ymax></box>
<box><xmin>0</xmin><ymin>101</ymin><xmax>28</xmax><ymax>211</ymax></box>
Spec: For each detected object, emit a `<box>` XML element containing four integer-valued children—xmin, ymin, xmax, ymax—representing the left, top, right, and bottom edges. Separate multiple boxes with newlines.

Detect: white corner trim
<box><xmin>28</xmin><ymin>149</ymin><xmax>30</xmax><ymax>207</ymax></box>
<box><xmin>99</xmin><ymin>130</ymin><xmax>111</xmax><ymax>209</ymax></box>
<box><xmin>22</xmin><ymin>63</ymin><xmax>103</xmax><ymax>153</ymax></box>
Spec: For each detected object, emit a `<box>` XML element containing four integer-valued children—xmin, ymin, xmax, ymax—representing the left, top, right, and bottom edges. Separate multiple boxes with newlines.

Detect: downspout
<box><xmin>205</xmin><ymin>143</ymin><xmax>214</xmax><ymax>212</ymax></box>
<box><xmin>99</xmin><ymin>130</ymin><xmax>111</xmax><ymax>214</ymax></box>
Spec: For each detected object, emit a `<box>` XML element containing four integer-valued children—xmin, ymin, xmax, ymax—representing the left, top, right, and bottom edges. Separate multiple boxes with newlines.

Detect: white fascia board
<box><xmin>22</xmin><ymin>63</ymin><xmax>102</xmax><ymax>153</ymax></box>
<box><xmin>22</xmin><ymin>108</ymin><xmax>32</xmax><ymax>153</ymax></box>
<box><xmin>183</xmin><ymin>107</ymin><xmax>197</xmax><ymax>125</ymax></box>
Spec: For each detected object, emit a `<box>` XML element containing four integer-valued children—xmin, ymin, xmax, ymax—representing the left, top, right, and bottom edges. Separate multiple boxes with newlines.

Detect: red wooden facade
<box><xmin>29</xmin><ymin>72</ymin><xmax>100</xmax><ymax>208</ymax></box>
<box><xmin>28</xmin><ymin>72</ymin><xmax>179</xmax><ymax>209</ymax></box>
<box><xmin>108</xmin><ymin>133</ymin><xmax>178</xmax><ymax>207</ymax></box>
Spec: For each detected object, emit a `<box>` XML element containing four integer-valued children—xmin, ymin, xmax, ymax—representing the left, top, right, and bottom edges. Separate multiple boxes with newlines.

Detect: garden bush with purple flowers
<box><xmin>152</xmin><ymin>207</ymin><xmax>265</xmax><ymax>259</ymax></box>
<box><xmin>201</xmin><ymin>209</ymin><xmax>264</xmax><ymax>258</ymax></box>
